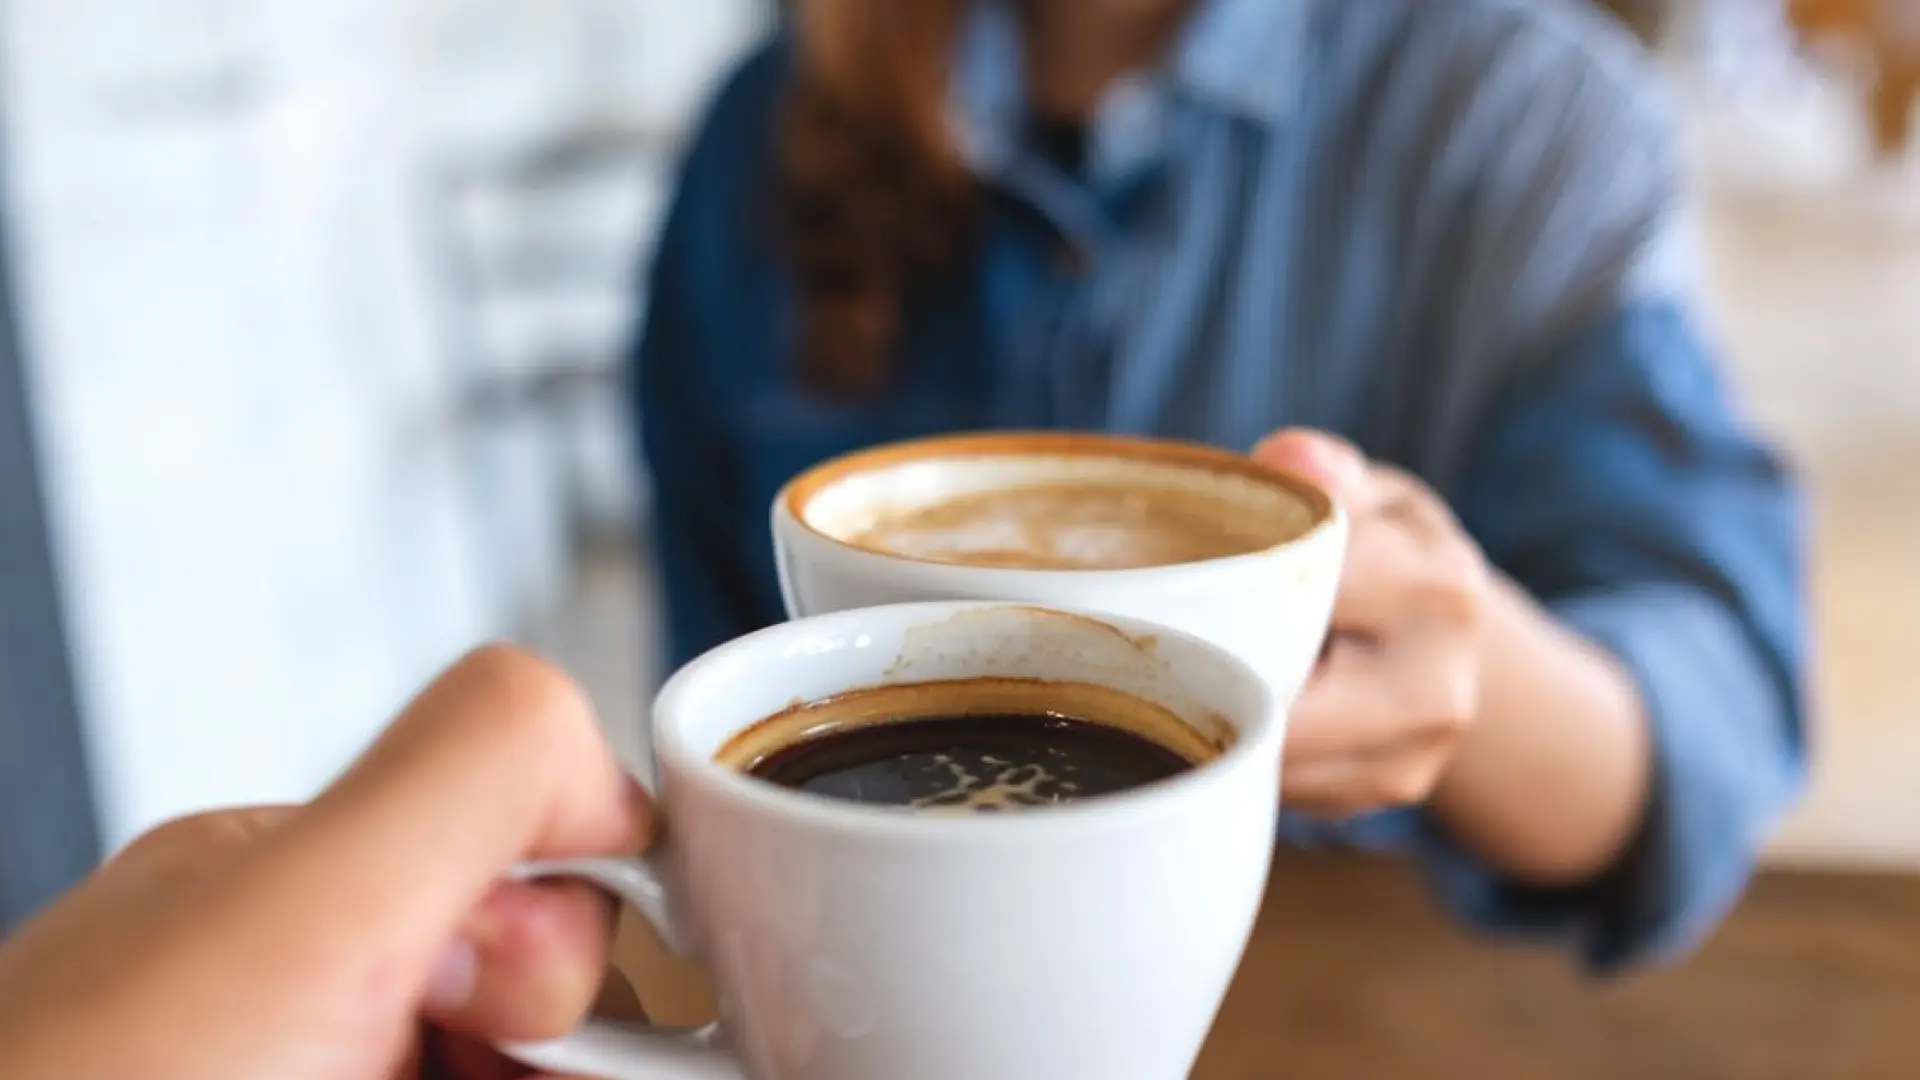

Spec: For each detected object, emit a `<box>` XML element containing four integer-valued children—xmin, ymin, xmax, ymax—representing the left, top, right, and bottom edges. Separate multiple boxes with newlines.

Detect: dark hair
<box><xmin>779</xmin><ymin>0</ymin><xmax>978</xmax><ymax>398</ymax></box>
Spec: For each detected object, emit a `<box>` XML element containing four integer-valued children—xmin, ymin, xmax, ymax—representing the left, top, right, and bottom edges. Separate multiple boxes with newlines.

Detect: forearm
<box><xmin>1429</xmin><ymin>573</ymin><xmax>1653</xmax><ymax>887</ymax></box>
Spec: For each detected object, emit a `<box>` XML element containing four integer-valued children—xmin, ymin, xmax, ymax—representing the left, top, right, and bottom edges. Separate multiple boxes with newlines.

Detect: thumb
<box><xmin>1253</xmin><ymin>428</ymin><xmax>1370</xmax><ymax>506</ymax></box>
<box><xmin>227</xmin><ymin>645</ymin><xmax>649</xmax><ymax>1036</ymax></box>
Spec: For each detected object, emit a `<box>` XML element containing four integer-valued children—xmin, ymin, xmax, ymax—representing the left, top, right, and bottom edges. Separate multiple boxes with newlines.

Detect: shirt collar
<box><xmin>950</xmin><ymin>0</ymin><xmax>1308</xmax><ymax>178</ymax></box>
<box><xmin>1170</xmin><ymin>0</ymin><xmax>1310</xmax><ymax>122</ymax></box>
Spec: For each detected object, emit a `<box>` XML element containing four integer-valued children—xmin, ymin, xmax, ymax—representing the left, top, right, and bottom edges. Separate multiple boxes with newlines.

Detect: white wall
<box><xmin>2</xmin><ymin>0</ymin><xmax>765</xmax><ymax>849</ymax></box>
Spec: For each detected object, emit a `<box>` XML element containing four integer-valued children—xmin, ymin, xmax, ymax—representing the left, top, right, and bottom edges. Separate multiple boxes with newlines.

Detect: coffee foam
<box><xmin>714</xmin><ymin>678</ymin><xmax>1226</xmax><ymax>786</ymax></box>
<box><xmin>800</xmin><ymin>453</ymin><xmax>1316</xmax><ymax>570</ymax></box>
<box><xmin>908</xmin><ymin>751</ymin><xmax>1061</xmax><ymax>813</ymax></box>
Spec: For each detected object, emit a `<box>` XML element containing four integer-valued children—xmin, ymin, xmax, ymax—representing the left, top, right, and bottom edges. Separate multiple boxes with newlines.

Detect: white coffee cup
<box><xmin>504</xmin><ymin>601</ymin><xmax>1284</xmax><ymax>1080</ymax></box>
<box><xmin>770</xmin><ymin>432</ymin><xmax>1347</xmax><ymax>703</ymax></box>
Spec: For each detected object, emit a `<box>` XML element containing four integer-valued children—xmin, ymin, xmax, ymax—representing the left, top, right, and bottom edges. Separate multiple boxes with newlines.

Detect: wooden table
<box><xmin>1200</xmin><ymin>853</ymin><xmax>1920</xmax><ymax>1079</ymax></box>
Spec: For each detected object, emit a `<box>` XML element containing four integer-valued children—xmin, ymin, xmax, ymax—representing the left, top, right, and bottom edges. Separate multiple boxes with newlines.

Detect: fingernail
<box><xmin>424</xmin><ymin>939</ymin><xmax>477</xmax><ymax>1012</ymax></box>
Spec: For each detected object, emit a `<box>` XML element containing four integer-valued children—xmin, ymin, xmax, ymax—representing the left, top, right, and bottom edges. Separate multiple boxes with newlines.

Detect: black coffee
<box><xmin>745</xmin><ymin>712</ymin><xmax>1195</xmax><ymax>811</ymax></box>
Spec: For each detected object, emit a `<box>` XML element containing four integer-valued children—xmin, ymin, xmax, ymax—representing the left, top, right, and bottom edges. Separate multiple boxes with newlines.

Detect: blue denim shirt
<box><xmin>633</xmin><ymin>0</ymin><xmax>1806</xmax><ymax>970</ymax></box>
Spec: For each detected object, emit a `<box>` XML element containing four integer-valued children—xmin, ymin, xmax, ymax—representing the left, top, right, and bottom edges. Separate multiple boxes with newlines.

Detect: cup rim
<box><xmin>649</xmin><ymin>601</ymin><xmax>1280</xmax><ymax>842</ymax></box>
<box><xmin>775</xmin><ymin>431</ymin><xmax>1338</xmax><ymax>577</ymax></box>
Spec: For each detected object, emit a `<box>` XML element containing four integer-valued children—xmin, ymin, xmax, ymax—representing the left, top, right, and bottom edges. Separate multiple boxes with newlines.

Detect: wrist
<box><xmin>1428</xmin><ymin>574</ymin><xmax>1654</xmax><ymax>886</ymax></box>
<box><xmin>1430</xmin><ymin>574</ymin><xmax>1537</xmax><ymax>812</ymax></box>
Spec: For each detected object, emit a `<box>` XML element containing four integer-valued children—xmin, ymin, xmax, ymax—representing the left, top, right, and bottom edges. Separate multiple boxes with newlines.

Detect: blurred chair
<box><xmin>423</xmin><ymin>122</ymin><xmax>668</xmax><ymax>628</ymax></box>
<box><xmin>413</xmin><ymin>0</ymin><xmax>771</xmax><ymax>632</ymax></box>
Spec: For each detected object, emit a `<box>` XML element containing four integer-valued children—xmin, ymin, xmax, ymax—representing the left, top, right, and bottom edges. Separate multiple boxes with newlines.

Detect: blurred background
<box><xmin>1</xmin><ymin>0</ymin><xmax>1916</xmax><ymax>1074</ymax></box>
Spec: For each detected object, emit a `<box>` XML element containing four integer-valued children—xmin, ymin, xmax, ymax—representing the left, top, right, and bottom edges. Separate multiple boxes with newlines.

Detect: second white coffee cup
<box><xmin>772</xmin><ymin>431</ymin><xmax>1348</xmax><ymax>703</ymax></box>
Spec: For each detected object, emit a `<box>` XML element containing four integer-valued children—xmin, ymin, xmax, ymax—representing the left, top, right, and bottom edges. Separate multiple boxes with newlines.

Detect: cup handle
<box><xmin>496</xmin><ymin>855</ymin><xmax>744</xmax><ymax>1080</ymax></box>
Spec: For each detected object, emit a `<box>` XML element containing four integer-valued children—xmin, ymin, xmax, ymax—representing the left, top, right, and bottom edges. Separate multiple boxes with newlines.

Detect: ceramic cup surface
<box><xmin>774</xmin><ymin>432</ymin><xmax>1347</xmax><ymax>705</ymax></box>
<box><xmin>504</xmin><ymin>601</ymin><xmax>1285</xmax><ymax>1080</ymax></box>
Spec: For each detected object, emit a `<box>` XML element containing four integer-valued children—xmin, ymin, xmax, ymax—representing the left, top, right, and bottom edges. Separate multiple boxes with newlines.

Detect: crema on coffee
<box><xmin>716</xmin><ymin>678</ymin><xmax>1224</xmax><ymax>813</ymax></box>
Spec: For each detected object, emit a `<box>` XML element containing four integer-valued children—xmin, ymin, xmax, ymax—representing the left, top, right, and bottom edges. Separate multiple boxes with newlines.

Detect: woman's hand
<box><xmin>0</xmin><ymin>645</ymin><xmax>650</xmax><ymax>1080</ymax></box>
<box><xmin>1256</xmin><ymin>429</ymin><xmax>1651</xmax><ymax>885</ymax></box>
<box><xmin>1254</xmin><ymin>430</ymin><xmax>1492</xmax><ymax>818</ymax></box>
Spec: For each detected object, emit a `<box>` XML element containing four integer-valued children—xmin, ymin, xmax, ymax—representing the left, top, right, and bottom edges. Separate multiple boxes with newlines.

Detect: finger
<box><xmin>423</xmin><ymin>879</ymin><xmax>620</xmax><ymax>1042</ymax></box>
<box><xmin>1325</xmin><ymin>519</ymin><xmax>1426</xmax><ymax>634</ymax></box>
<box><xmin>1326</xmin><ymin>524</ymin><xmax>1390</xmax><ymax>633</ymax></box>
<box><xmin>1327</xmin><ymin>505</ymin><xmax>1482</xmax><ymax>636</ymax></box>
<box><xmin>1283</xmin><ymin>735</ymin><xmax>1458</xmax><ymax>818</ymax></box>
<box><xmin>1283</xmin><ymin>648</ymin><xmax>1402</xmax><ymax>763</ymax></box>
<box><xmin>214</xmin><ymin>646</ymin><xmax>651</xmax><ymax>1019</ymax></box>
<box><xmin>1280</xmin><ymin>754</ymin><xmax>1379</xmax><ymax>819</ymax></box>
<box><xmin>429</xmin><ymin>967</ymin><xmax>645</xmax><ymax>1078</ymax></box>
<box><xmin>1366</xmin><ymin>465</ymin><xmax>1461</xmax><ymax>541</ymax></box>
<box><xmin>1252</xmin><ymin>428</ymin><xmax>1371</xmax><ymax>506</ymax></box>
<box><xmin>1288</xmin><ymin>639</ymin><xmax>1476</xmax><ymax>761</ymax></box>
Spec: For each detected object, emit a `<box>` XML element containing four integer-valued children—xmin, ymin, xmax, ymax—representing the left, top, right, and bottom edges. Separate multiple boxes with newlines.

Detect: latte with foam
<box><xmin>847</xmin><ymin>480</ymin><xmax>1294</xmax><ymax>570</ymax></box>
<box><xmin>790</xmin><ymin>436</ymin><xmax>1321</xmax><ymax>572</ymax></box>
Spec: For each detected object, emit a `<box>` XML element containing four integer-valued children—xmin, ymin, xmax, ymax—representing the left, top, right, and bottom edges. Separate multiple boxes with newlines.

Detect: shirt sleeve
<box><xmin>1404</xmin><ymin>8</ymin><xmax>1807</xmax><ymax>971</ymax></box>
<box><xmin>1428</xmin><ymin>300</ymin><xmax>1808</xmax><ymax>972</ymax></box>
<box><xmin>632</xmin><ymin>45</ymin><xmax>784</xmax><ymax>672</ymax></box>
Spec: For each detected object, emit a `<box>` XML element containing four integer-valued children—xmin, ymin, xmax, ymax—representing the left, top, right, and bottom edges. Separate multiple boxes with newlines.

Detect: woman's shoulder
<box><xmin>688</xmin><ymin>34</ymin><xmax>794</xmax><ymax>161</ymax></box>
<box><xmin>652</xmin><ymin>35</ymin><xmax>795</xmax><ymax>291</ymax></box>
<box><xmin>1307</xmin><ymin>0</ymin><xmax>1676</xmax><ymax>201</ymax></box>
<box><xmin>668</xmin><ymin>35</ymin><xmax>792</xmax><ymax>207</ymax></box>
<box><xmin>1347</xmin><ymin>0</ymin><xmax>1671</xmax><ymax>129</ymax></box>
